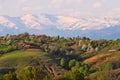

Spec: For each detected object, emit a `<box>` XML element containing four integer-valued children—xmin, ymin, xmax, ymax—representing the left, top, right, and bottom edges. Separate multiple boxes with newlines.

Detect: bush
<box><xmin>69</xmin><ymin>59</ymin><xmax>76</xmax><ymax>68</ymax></box>
<box><xmin>60</xmin><ymin>58</ymin><xmax>65</xmax><ymax>67</ymax></box>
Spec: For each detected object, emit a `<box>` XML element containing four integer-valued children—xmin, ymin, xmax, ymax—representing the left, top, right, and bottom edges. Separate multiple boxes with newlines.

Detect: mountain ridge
<box><xmin>0</xmin><ymin>14</ymin><xmax>120</xmax><ymax>39</ymax></box>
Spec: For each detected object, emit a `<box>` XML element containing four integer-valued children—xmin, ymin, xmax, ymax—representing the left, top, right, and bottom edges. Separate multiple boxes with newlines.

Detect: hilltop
<box><xmin>0</xmin><ymin>33</ymin><xmax>120</xmax><ymax>80</ymax></box>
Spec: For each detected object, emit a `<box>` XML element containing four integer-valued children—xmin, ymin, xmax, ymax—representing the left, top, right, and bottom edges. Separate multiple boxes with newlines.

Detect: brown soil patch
<box><xmin>84</xmin><ymin>52</ymin><xmax>113</xmax><ymax>64</ymax></box>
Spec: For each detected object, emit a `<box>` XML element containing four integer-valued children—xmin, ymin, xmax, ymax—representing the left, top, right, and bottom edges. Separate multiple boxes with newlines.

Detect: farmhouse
<box><xmin>22</xmin><ymin>42</ymin><xmax>40</xmax><ymax>49</ymax></box>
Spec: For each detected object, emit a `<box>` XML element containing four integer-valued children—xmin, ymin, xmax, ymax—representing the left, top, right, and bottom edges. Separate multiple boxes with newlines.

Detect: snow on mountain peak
<box><xmin>0</xmin><ymin>14</ymin><xmax>120</xmax><ymax>39</ymax></box>
<box><xmin>21</xmin><ymin>14</ymin><xmax>42</xmax><ymax>30</ymax></box>
<box><xmin>0</xmin><ymin>16</ymin><xmax>18</xmax><ymax>29</ymax></box>
<box><xmin>56</xmin><ymin>16</ymin><xmax>120</xmax><ymax>30</ymax></box>
<box><xmin>0</xmin><ymin>14</ymin><xmax>120</xmax><ymax>31</ymax></box>
<box><xmin>38</xmin><ymin>14</ymin><xmax>54</xmax><ymax>25</ymax></box>
<box><xmin>56</xmin><ymin>16</ymin><xmax>80</xmax><ymax>30</ymax></box>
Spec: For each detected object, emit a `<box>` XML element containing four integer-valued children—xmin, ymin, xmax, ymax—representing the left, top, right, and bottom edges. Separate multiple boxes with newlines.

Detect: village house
<box><xmin>22</xmin><ymin>42</ymin><xmax>41</xmax><ymax>49</ymax></box>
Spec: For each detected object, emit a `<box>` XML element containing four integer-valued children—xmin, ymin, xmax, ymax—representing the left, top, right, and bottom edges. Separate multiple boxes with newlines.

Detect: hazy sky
<box><xmin>0</xmin><ymin>0</ymin><xmax>120</xmax><ymax>17</ymax></box>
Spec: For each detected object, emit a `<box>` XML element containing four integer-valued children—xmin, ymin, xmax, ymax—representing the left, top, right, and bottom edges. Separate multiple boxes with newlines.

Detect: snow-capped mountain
<box><xmin>0</xmin><ymin>14</ymin><xmax>120</xmax><ymax>39</ymax></box>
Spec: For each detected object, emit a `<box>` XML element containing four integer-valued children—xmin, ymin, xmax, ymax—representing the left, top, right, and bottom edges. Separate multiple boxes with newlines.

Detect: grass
<box><xmin>0</xmin><ymin>49</ymin><xmax>49</xmax><ymax>69</ymax></box>
<box><xmin>88</xmin><ymin>68</ymin><xmax>120</xmax><ymax>80</ymax></box>
<box><xmin>0</xmin><ymin>45</ymin><xmax>8</xmax><ymax>49</ymax></box>
<box><xmin>0</xmin><ymin>49</ymin><xmax>64</xmax><ymax>75</ymax></box>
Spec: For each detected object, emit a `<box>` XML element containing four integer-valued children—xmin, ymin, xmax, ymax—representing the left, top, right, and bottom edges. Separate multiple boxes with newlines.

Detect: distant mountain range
<box><xmin>0</xmin><ymin>14</ymin><xmax>120</xmax><ymax>39</ymax></box>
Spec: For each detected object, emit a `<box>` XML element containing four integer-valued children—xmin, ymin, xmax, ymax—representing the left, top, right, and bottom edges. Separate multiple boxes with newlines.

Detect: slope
<box><xmin>0</xmin><ymin>49</ymin><xmax>50</xmax><ymax>72</ymax></box>
<box><xmin>84</xmin><ymin>51</ymin><xmax>120</xmax><ymax>69</ymax></box>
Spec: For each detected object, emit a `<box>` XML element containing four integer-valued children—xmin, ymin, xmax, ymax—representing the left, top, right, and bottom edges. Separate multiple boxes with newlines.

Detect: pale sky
<box><xmin>0</xmin><ymin>0</ymin><xmax>120</xmax><ymax>18</ymax></box>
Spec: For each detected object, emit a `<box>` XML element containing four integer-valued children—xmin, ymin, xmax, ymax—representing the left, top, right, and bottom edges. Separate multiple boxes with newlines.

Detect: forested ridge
<box><xmin>0</xmin><ymin>33</ymin><xmax>120</xmax><ymax>80</ymax></box>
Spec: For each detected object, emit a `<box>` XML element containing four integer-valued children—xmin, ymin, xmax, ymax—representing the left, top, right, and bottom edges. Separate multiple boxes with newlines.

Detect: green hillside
<box><xmin>0</xmin><ymin>33</ymin><xmax>119</xmax><ymax>80</ymax></box>
<box><xmin>0</xmin><ymin>49</ymin><xmax>46</xmax><ymax>69</ymax></box>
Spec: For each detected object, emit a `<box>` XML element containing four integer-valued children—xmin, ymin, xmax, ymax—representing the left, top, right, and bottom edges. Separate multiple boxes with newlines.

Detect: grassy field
<box><xmin>0</xmin><ymin>49</ymin><xmax>50</xmax><ymax>69</ymax></box>
<box><xmin>0</xmin><ymin>45</ymin><xmax>8</xmax><ymax>49</ymax></box>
